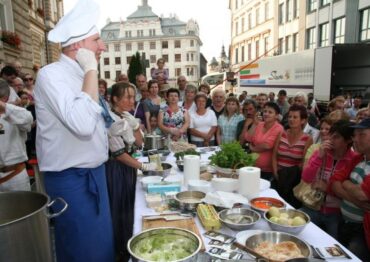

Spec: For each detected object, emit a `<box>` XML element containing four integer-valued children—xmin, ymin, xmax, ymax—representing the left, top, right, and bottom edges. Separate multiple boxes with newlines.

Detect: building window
<box><xmin>150</xmin><ymin>41</ymin><xmax>156</xmax><ymax>49</ymax></box>
<box><xmin>138</xmin><ymin>42</ymin><xmax>144</xmax><ymax>50</ymax></box>
<box><xmin>0</xmin><ymin>1</ymin><xmax>14</xmax><ymax>31</ymax></box>
<box><xmin>241</xmin><ymin>46</ymin><xmax>245</xmax><ymax>62</ymax></box>
<box><xmin>256</xmin><ymin>8</ymin><xmax>260</xmax><ymax>25</ymax></box>
<box><xmin>126</xmin><ymin>43</ymin><xmax>132</xmax><ymax>51</ymax></box>
<box><xmin>285</xmin><ymin>35</ymin><xmax>292</xmax><ymax>53</ymax></box>
<box><xmin>321</xmin><ymin>0</ymin><xmax>330</xmax><ymax>7</ymax></box>
<box><xmin>190</xmin><ymin>39</ymin><xmax>194</xmax><ymax>47</ymax></box>
<box><xmin>175</xmin><ymin>54</ymin><xmax>181</xmax><ymax>62</ymax></box>
<box><xmin>319</xmin><ymin>23</ymin><xmax>329</xmax><ymax>47</ymax></box>
<box><xmin>293</xmin><ymin>0</ymin><xmax>299</xmax><ymax>18</ymax></box>
<box><xmin>126</xmin><ymin>56</ymin><xmax>132</xmax><ymax>64</ymax></box>
<box><xmin>265</xmin><ymin>2</ymin><xmax>269</xmax><ymax>20</ymax></box>
<box><xmin>235</xmin><ymin>21</ymin><xmax>238</xmax><ymax>36</ymax></box>
<box><xmin>162</xmin><ymin>41</ymin><xmax>168</xmax><ymax>49</ymax></box>
<box><xmin>308</xmin><ymin>0</ymin><xmax>317</xmax><ymax>12</ymax></box>
<box><xmin>174</xmin><ymin>40</ymin><xmax>181</xmax><ymax>48</ymax></box>
<box><xmin>162</xmin><ymin>55</ymin><xmax>168</xmax><ymax>62</ymax></box>
<box><xmin>235</xmin><ymin>0</ymin><xmax>238</xmax><ymax>9</ymax></box>
<box><xmin>248</xmin><ymin>13</ymin><xmax>252</xmax><ymax>29</ymax></box>
<box><xmin>306</xmin><ymin>27</ymin><xmax>316</xmax><ymax>49</ymax></box>
<box><xmin>150</xmin><ymin>55</ymin><xmax>156</xmax><ymax>63</ymax></box>
<box><xmin>241</xmin><ymin>17</ymin><xmax>245</xmax><ymax>32</ymax></box>
<box><xmin>187</xmin><ymin>67</ymin><xmax>194</xmax><ymax>76</ymax></box>
<box><xmin>175</xmin><ymin>68</ymin><xmax>181</xmax><ymax>77</ymax></box>
<box><xmin>114</xmin><ymin>44</ymin><xmax>120</xmax><ymax>52</ymax></box>
<box><xmin>235</xmin><ymin>47</ymin><xmax>239</xmax><ymax>64</ymax></box>
<box><xmin>191</xmin><ymin>53</ymin><xmax>194</xmax><ymax>61</ymax></box>
<box><xmin>104</xmin><ymin>71</ymin><xmax>110</xmax><ymax>79</ymax></box>
<box><xmin>293</xmin><ymin>32</ymin><xmax>299</xmax><ymax>52</ymax></box>
<box><xmin>104</xmin><ymin>58</ymin><xmax>109</xmax><ymax>65</ymax></box>
<box><xmin>248</xmin><ymin>43</ymin><xmax>251</xmax><ymax>60</ymax></box>
<box><xmin>279</xmin><ymin>3</ymin><xmax>284</xmax><ymax>25</ymax></box>
<box><xmin>137</xmin><ymin>30</ymin><xmax>143</xmax><ymax>37</ymax></box>
<box><xmin>286</xmin><ymin>0</ymin><xmax>292</xmax><ymax>22</ymax></box>
<box><xmin>115</xmin><ymin>57</ymin><xmax>121</xmax><ymax>64</ymax></box>
<box><xmin>149</xmin><ymin>29</ymin><xmax>156</xmax><ymax>36</ymax></box>
<box><xmin>125</xmin><ymin>31</ymin><xmax>132</xmax><ymax>38</ymax></box>
<box><xmin>105</xmin><ymin>45</ymin><xmax>109</xmax><ymax>52</ymax></box>
<box><xmin>334</xmin><ymin>17</ymin><xmax>345</xmax><ymax>44</ymax></box>
<box><xmin>186</xmin><ymin>53</ymin><xmax>189</xmax><ymax>61</ymax></box>
<box><xmin>115</xmin><ymin>71</ymin><xmax>121</xmax><ymax>80</ymax></box>
<box><xmin>360</xmin><ymin>8</ymin><xmax>370</xmax><ymax>41</ymax></box>
<box><xmin>264</xmin><ymin>36</ymin><xmax>269</xmax><ymax>54</ymax></box>
<box><xmin>278</xmin><ymin>38</ymin><xmax>283</xmax><ymax>54</ymax></box>
<box><xmin>255</xmin><ymin>40</ymin><xmax>259</xmax><ymax>58</ymax></box>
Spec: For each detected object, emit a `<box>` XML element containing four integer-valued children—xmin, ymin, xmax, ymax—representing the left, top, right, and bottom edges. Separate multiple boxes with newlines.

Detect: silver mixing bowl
<box><xmin>142</xmin><ymin>163</ymin><xmax>172</xmax><ymax>177</ymax></box>
<box><xmin>264</xmin><ymin>208</ymin><xmax>310</xmax><ymax>235</ymax></box>
<box><xmin>218</xmin><ymin>208</ymin><xmax>260</xmax><ymax>231</ymax></box>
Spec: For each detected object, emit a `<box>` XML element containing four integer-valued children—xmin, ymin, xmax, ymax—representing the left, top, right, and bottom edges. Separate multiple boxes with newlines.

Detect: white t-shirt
<box><xmin>189</xmin><ymin>108</ymin><xmax>217</xmax><ymax>142</ymax></box>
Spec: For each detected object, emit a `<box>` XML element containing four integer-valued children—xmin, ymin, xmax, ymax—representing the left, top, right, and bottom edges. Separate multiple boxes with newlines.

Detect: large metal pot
<box><xmin>144</xmin><ymin>134</ymin><xmax>166</xmax><ymax>150</ymax></box>
<box><xmin>0</xmin><ymin>191</ymin><xmax>68</xmax><ymax>262</ymax></box>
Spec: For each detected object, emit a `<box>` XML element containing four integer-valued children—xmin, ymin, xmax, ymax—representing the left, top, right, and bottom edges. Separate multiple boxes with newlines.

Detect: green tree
<box><xmin>128</xmin><ymin>52</ymin><xmax>143</xmax><ymax>84</ymax></box>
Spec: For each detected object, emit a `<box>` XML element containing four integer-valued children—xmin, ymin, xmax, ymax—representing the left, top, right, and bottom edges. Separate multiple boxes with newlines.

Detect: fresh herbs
<box><xmin>209</xmin><ymin>142</ymin><xmax>258</xmax><ymax>169</ymax></box>
<box><xmin>174</xmin><ymin>149</ymin><xmax>200</xmax><ymax>160</ymax></box>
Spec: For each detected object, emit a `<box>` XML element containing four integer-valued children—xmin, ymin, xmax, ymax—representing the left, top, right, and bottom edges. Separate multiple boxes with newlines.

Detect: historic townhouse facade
<box><xmin>100</xmin><ymin>0</ymin><xmax>203</xmax><ymax>86</ymax></box>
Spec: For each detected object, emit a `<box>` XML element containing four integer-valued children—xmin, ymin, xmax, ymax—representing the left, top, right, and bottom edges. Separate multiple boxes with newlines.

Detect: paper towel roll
<box><xmin>238</xmin><ymin>167</ymin><xmax>261</xmax><ymax>199</ymax></box>
<box><xmin>183</xmin><ymin>155</ymin><xmax>200</xmax><ymax>186</ymax></box>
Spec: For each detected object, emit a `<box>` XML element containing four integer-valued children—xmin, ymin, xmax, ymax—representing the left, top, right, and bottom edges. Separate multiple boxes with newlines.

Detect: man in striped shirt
<box><xmin>331</xmin><ymin>118</ymin><xmax>370</xmax><ymax>260</ymax></box>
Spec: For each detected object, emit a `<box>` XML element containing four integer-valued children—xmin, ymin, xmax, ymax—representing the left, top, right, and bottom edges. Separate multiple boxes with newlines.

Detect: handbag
<box><xmin>293</xmin><ymin>157</ymin><xmax>327</xmax><ymax>211</ymax></box>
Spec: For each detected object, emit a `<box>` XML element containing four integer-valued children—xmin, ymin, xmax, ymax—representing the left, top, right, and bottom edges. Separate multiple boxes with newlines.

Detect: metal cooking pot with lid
<box><xmin>144</xmin><ymin>134</ymin><xmax>166</xmax><ymax>150</ymax></box>
<box><xmin>0</xmin><ymin>191</ymin><xmax>68</xmax><ymax>262</ymax></box>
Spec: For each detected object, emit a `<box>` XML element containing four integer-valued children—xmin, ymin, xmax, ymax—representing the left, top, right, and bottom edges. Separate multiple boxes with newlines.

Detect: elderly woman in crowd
<box><xmin>210</xmin><ymin>88</ymin><xmax>226</xmax><ymax>119</ymax></box>
<box><xmin>249</xmin><ymin>102</ymin><xmax>284</xmax><ymax>181</ymax></box>
<box><xmin>198</xmin><ymin>83</ymin><xmax>212</xmax><ymax>108</ymax></box>
<box><xmin>217</xmin><ymin>96</ymin><xmax>244</xmax><ymax>145</ymax></box>
<box><xmin>158</xmin><ymin>88</ymin><xmax>190</xmax><ymax>141</ymax></box>
<box><xmin>151</xmin><ymin>58</ymin><xmax>168</xmax><ymax>84</ymax></box>
<box><xmin>22</xmin><ymin>73</ymin><xmax>35</xmax><ymax>103</ymax></box>
<box><xmin>182</xmin><ymin>84</ymin><xmax>197</xmax><ymax>114</ymax></box>
<box><xmin>273</xmin><ymin>104</ymin><xmax>313</xmax><ymax>207</ymax></box>
<box><xmin>189</xmin><ymin>92</ymin><xmax>217</xmax><ymax>147</ymax></box>
<box><xmin>144</xmin><ymin>80</ymin><xmax>161</xmax><ymax>133</ymax></box>
<box><xmin>106</xmin><ymin>82</ymin><xmax>156</xmax><ymax>261</ymax></box>
<box><xmin>300</xmin><ymin>120</ymin><xmax>356</xmax><ymax>239</ymax></box>
<box><xmin>355</xmin><ymin>107</ymin><xmax>369</xmax><ymax>123</ymax></box>
<box><xmin>238</xmin><ymin>99</ymin><xmax>259</xmax><ymax>149</ymax></box>
<box><xmin>98</xmin><ymin>79</ymin><xmax>108</xmax><ymax>102</ymax></box>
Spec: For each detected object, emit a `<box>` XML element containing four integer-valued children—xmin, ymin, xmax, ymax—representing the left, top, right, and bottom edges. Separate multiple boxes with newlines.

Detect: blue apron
<box><xmin>44</xmin><ymin>165</ymin><xmax>114</xmax><ymax>262</ymax></box>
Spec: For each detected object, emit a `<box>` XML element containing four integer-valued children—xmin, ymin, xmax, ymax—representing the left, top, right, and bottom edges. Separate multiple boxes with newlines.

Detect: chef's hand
<box><xmin>141</xmin><ymin>162</ymin><xmax>158</xmax><ymax>171</ymax></box>
<box><xmin>76</xmin><ymin>48</ymin><xmax>98</xmax><ymax>73</ymax></box>
<box><xmin>122</xmin><ymin>112</ymin><xmax>140</xmax><ymax>130</ymax></box>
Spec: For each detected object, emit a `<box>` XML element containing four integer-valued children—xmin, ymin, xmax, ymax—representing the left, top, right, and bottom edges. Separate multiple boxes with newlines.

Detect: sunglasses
<box><xmin>25</xmin><ymin>78</ymin><xmax>33</xmax><ymax>81</ymax></box>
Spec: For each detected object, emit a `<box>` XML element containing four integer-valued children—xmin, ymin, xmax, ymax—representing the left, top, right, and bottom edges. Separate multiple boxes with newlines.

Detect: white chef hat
<box><xmin>48</xmin><ymin>0</ymin><xmax>100</xmax><ymax>47</ymax></box>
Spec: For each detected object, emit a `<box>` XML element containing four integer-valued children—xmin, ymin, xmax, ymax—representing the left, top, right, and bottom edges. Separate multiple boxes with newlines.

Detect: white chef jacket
<box><xmin>0</xmin><ymin>103</ymin><xmax>33</xmax><ymax>166</ymax></box>
<box><xmin>34</xmin><ymin>54</ymin><xmax>108</xmax><ymax>172</ymax></box>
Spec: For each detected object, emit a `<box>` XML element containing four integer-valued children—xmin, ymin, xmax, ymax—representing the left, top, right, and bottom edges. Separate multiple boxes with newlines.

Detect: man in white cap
<box><xmin>34</xmin><ymin>0</ymin><xmax>114</xmax><ymax>261</ymax></box>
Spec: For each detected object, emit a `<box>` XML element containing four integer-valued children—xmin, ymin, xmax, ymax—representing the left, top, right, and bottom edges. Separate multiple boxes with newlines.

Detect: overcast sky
<box><xmin>63</xmin><ymin>0</ymin><xmax>231</xmax><ymax>62</ymax></box>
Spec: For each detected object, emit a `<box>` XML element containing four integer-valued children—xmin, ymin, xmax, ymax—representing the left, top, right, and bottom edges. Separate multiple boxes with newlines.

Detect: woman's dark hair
<box><xmin>166</xmin><ymin>87</ymin><xmax>180</xmax><ymax>97</ymax></box>
<box><xmin>110</xmin><ymin>82</ymin><xmax>135</xmax><ymax>106</ymax></box>
<box><xmin>288</xmin><ymin>104</ymin><xmax>308</xmax><ymax>119</ymax></box>
<box><xmin>264</xmin><ymin>101</ymin><xmax>280</xmax><ymax>115</ymax></box>
<box><xmin>198</xmin><ymin>83</ymin><xmax>210</xmax><ymax>94</ymax></box>
<box><xmin>329</xmin><ymin>120</ymin><xmax>354</xmax><ymax>141</ymax></box>
<box><xmin>98</xmin><ymin>79</ymin><xmax>108</xmax><ymax>97</ymax></box>
<box><xmin>147</xmin><ymin>79</ymin><xmax>158</xmax><ymax>90</ymax></box>
<box><xmin>194</xmin><ymin>92</ymin><xmax>208</xmax><ymax>103</ymax></box>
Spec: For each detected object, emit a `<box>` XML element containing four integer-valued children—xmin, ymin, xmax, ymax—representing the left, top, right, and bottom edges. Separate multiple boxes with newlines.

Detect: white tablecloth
<box><xmin>134</xmin><ymin>151</ymin><xmax>360</xmax><ymax>261</ymax></box>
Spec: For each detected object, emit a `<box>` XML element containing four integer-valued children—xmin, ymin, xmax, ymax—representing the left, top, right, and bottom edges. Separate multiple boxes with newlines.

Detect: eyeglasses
<box><xmin>25</xmin><ymin>78</ymin><xmax>33</xmax><ymax>81</ymax></box>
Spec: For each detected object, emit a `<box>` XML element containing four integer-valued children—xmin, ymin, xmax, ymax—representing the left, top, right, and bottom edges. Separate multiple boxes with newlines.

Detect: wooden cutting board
<box><xmin>142</xmin><ymin>216</ymin><xmax>205</xmax><ymax>251</ymax></box>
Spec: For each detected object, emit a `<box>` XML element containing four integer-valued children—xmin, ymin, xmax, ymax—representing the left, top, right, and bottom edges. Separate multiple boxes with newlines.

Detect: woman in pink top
<box><xmin>301</xmin><ymin>120</ymin><xmax>357</xmax><ymax>239</ymax></box>
<box><xmin>249</xmin><ymin>102</ymin><xmax>283</xmax><ymax>181</ymax></box>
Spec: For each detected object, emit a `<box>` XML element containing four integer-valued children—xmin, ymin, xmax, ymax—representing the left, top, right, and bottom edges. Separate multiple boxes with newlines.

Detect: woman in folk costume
<box><xmin>106</xmin><ymin>82</ymin><xmax>156</xmax><ymax>261</ymax></box>
<box><xmin>34</xmin><ymin>0</ymin><xmax>114</xmax><ymax>261</ymax></box>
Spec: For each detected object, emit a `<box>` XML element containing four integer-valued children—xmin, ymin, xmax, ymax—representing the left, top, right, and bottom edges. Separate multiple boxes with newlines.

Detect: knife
<box><xmin>143</xmin><ymin>214</ymin><xmax>192</xmax><ymax>221</ymax></box>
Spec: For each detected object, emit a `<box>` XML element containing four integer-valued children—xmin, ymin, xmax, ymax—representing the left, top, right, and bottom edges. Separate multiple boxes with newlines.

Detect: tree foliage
<box><xmin>128</xmin><ymin>52</ymin><xmax>143</xmax><ymax>84</ymax></box>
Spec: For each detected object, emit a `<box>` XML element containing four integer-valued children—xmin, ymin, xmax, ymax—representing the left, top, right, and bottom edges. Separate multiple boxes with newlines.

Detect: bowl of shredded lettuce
<box><xmin>128</xmin><ymin>227</ymin><xmax>201</xmax><ymax>262</ymax></box>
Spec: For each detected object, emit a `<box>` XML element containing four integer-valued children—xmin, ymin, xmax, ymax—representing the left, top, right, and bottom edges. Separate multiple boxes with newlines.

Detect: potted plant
<box><xmin>0</xmin><ymin>31</ymin><xmax>21</xmax><ymax>49</ymax></box>
<box><xmin>209</xmin><ymin>142</ymin><xmax>258</xmax><ymax>176</ymax></box>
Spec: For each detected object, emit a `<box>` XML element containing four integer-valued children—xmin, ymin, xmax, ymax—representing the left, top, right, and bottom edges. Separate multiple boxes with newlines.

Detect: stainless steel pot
<box><xmin>0</xmin><ymin>191</ymin><xmax>68</xmax><ymax>262</ymax></box>
<box><xmin>144</xmin><ymin>134</ymin><xmax>166</xmax><ymax>150</ymax></box>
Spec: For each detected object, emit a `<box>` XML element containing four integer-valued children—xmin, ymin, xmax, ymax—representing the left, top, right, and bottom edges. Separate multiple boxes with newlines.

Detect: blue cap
<box><xmin>351</xmin><ymin>117</ymin><xmax>370</xmax><ymax>129</ymax></box>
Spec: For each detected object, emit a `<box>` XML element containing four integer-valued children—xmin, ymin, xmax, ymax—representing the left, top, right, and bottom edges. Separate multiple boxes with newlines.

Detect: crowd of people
<box><xmin>1</xmin><ymin>0</ymin><xmax>370</xmax><ymax>261</ymax></box>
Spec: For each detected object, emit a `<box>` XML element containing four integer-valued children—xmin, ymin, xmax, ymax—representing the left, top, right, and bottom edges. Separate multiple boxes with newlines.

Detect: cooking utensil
<box><xmin>233</xmin><ymin>241</ymin><xmax>270</xmax><ymax>261</ymax></box>
<box><xmin>175</xmin><ymin>191</ymin><xmax>205</xmax><ymax>212</ymax></box>
<box><xmin>142</xmin><ymin>163</ymin><xmax>173</xmax><ymax>177</ymax></box>
<box><xmin>218</xmin><ymin>208</ymin><xmax>260</xmax><ymax>231</ymax></box>
<box><xmin>264</xmin><ymin>208</ymin><xmax>310</xmax><ymax>234</ymax></box>
<box><xmin>143</xmin><ymin>214</ymin><xmax>193</xmax><ymax>221</ymax></box>
<box><xmin>144</xmin><ymin>134</ymin><xmax>166</xmax><ymax>150</ymax></box>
